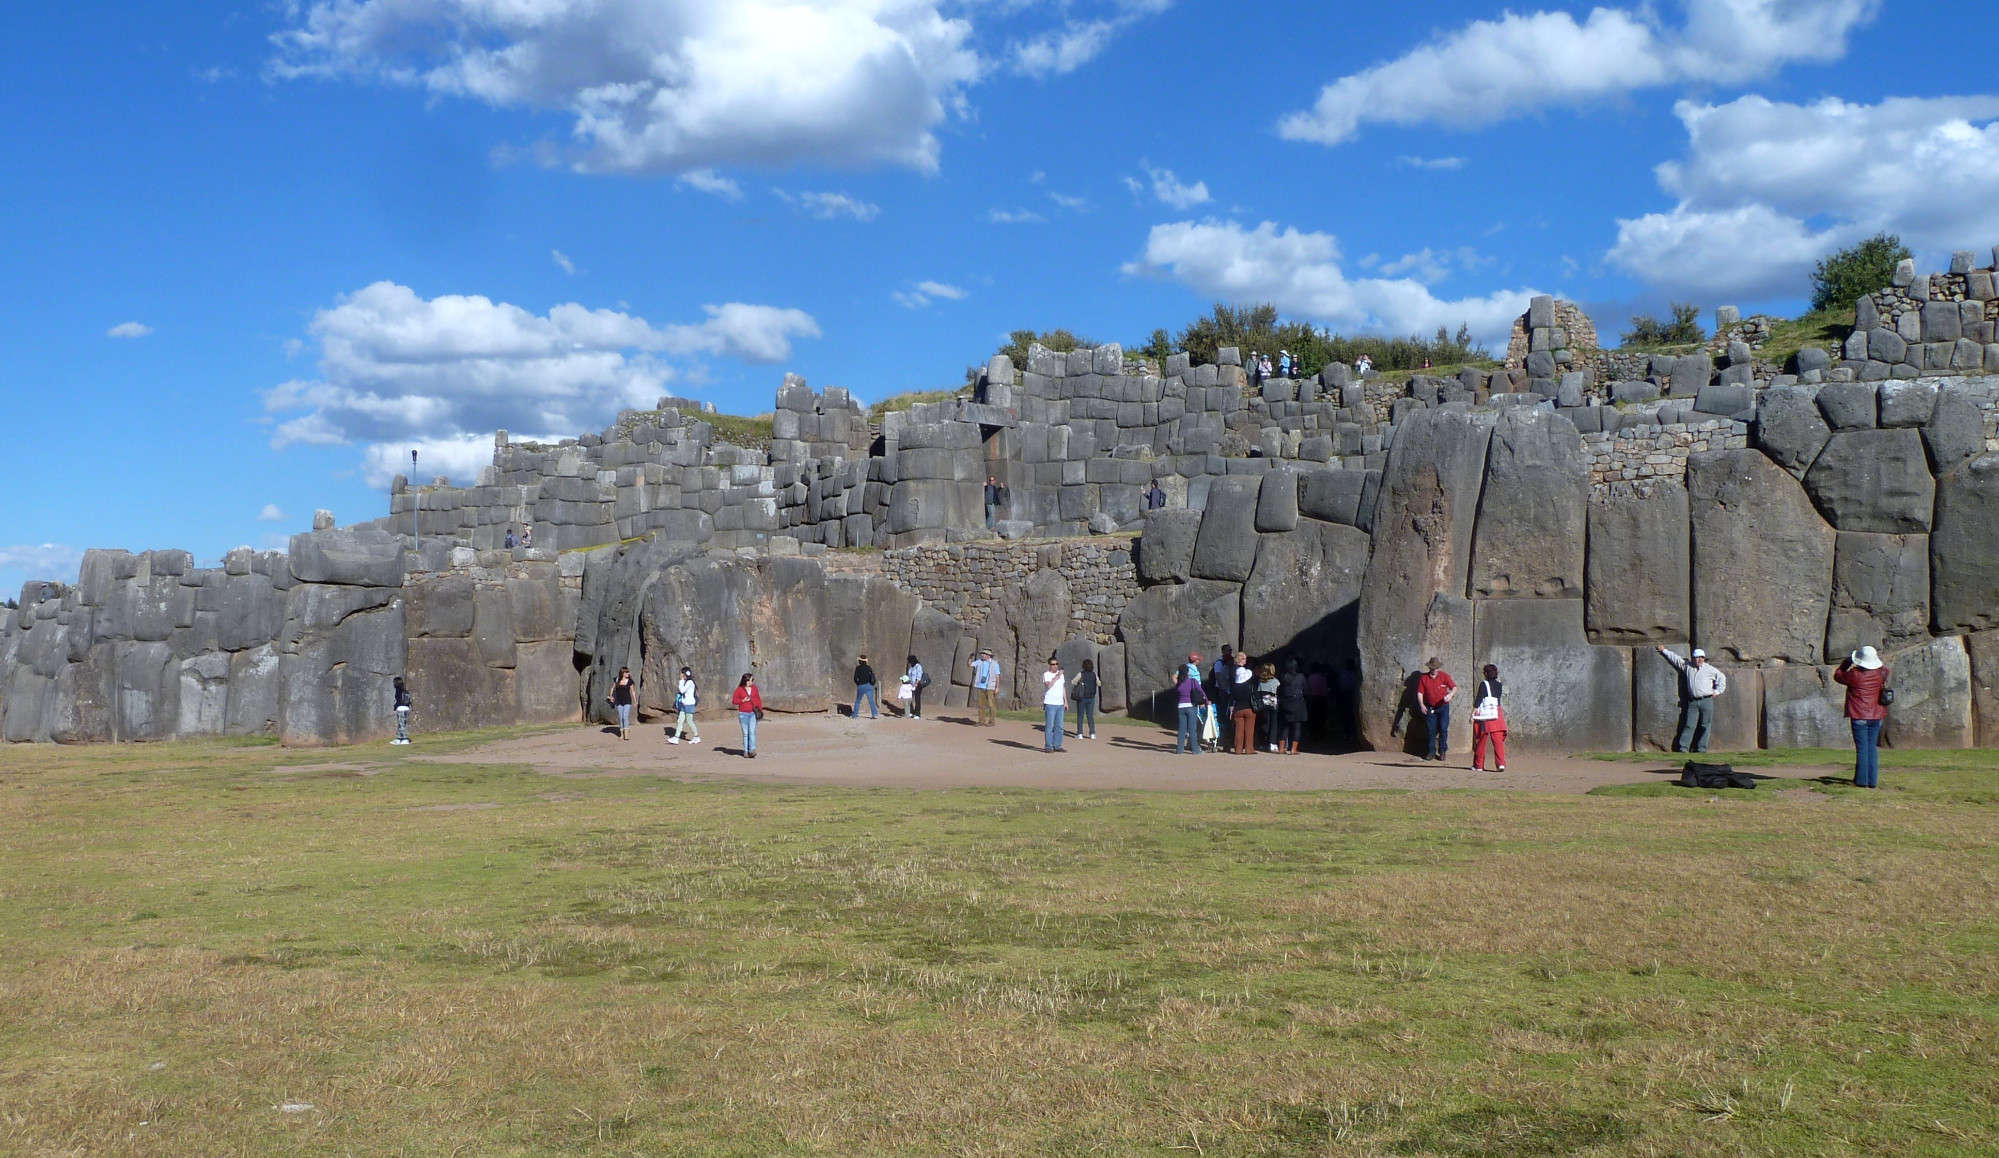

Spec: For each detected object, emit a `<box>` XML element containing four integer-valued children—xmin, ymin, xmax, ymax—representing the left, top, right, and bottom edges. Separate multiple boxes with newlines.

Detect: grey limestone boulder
<box><xmin>1298</xmin><ymin>468</ymin><xmax>1368</xmax><ymax>526</ymax></box>
<box><xmin>1762</xmin><ymin>665</ymin><xmax>1851</xmax><ymax>749</ymax></box>
<box><xmin>1867</xmin><ymin>328</ymin><xmax>1907</xmax><ymax>365</ymax></box>
<box><xmin>1097</xmin><ymin>642</ymin><xmax>1128</xmax><ymax>712</ymax></box>
<box><xmin>1469</xmin><ymin>407</ymin><xmax>1586</xmax><ymax>599</ymax></box>
<box><xmin>1815</xmin><ymin>381</ymin><xmax>1877</xmax><ymax>430</ymax></box>
<box><xmin>1670</xmin><ymin>354</ymin><xmax>1711</xmax><ymax>397</ymax></box>
<box><xmin>224</xmin><ymin>644</ymin><xmax>280</xmax><ymax>735</ymax></box>
<box><xmin>1687</xmin><ymin>449</ymin><xmax>1835</xmax><ymax>664</ymax></box>
<box><xmin>1190</xmin><ymin>475</ymin><xmax>1263</xmax><ymax>582</ymax></box>
<box><xmin>1585</xmin><ymin>481</ymin><xmax>1690</xmax><ymax>644</ymax></box>
<box><xmin>514</xmin><ymin>640</ymin><xmax>580</xmax><ymax>724</ymax></box>
<box><xmin>1802</xmin><ymin>428</ymin><xmax>1935</xmax><ymax>534</ymax></box>
<box><xmin>1877</xmin><ymin>380</ymin><xmax>1937</xmax><ymax>428</ymax></box>
<box><xmin>1528</xmin><ymin>295</ymin><xmax>1555</xmax><ymax>329</ymax></box>
<box><xmin>1241</xmin><ymin>520</ymin><xmax>1369</xmax><ymax>660</ymax></box>
<box><xmin>1475</xmin><ymin>599</ymin><xmax>1632</xmax><ymax>753</ymax></box>
<box><xmin>1754</xmin><ymin>386</ymin><xmax>1832</xmax><ymax>477</ymax></box>
<box><xmin>278</xmin><ymin>595</ymin><xmax>406</xmax><ymax>746</ymax></box>
<box><xmin>1118</xmin><ymin>578</ymin><xmax>1240</xmax><ymax>720</ymax></box>
<box><xmin>1254</xmin><ymin>468</ymin><xmax>1300</xmax><ymax>532</ymax></box>
<box><xmin>980</xmin><ymin>568</ymin><xmax>1072</xmax><ymax>706</ymax></box>
<box><xmin>406</xmin><ymin>637</ymin><xmax>516</xmax><ymax>731</ymax></box>
<box><xmin>909</xmin><ymin>607</ymin><xmax>970</xmax><ymax>700</ymax></box>
<box><xmin>1695</xmin><ymin>382</ymin><xmax>1752</xmax><ymax>416</ymax></box>
<box><xmin>1827</xmin><ymin>532</ymin><xmax>1931</xmax><ymax>659</ymax></box>
<box><xmin>1968</xmin><ymin>631</ymin><xmax>1999</xmax><ymax>747</ymax></box>
<box><xmin>639</xmin><ymin>556</ymin><xmax>833</xmax><ymax>716</ymax></box>
<box><xmin>176</xmin><ymin>651</ymin><xmax>231</xmax><ymax>736</ymax></box>
<box><xmin>1924</xmin><ymin>385</ymin><xmax>1988</xmax><ymax>476</ymax></box>
<box><xmin>1137</xmin><ymin>508</ymin><xmax>1201</xmax><ymax>584</ymax></box>
<box><xmin>289</xmin><ymin>529</ymin><xmax>405</xmax><ymax>588</ymax></box>
<box><xmin>1884</xmin><ymin>636</ymin><xmax>1975</xmax><ymax>748</ymax></box>
<box><xmin>827</xmin><ymin>573</ymin><xmax>918</xmax><ymax>704</ymax></box>
<box><xmin>1931</xmin><ymin>452</ymin><xmax>1999</xmax><ymax>634</ymax></box>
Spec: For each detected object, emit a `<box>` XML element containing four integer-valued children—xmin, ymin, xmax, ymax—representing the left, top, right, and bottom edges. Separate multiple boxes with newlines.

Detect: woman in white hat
<box><xmin>1834</xmin><ymin>645</ymin><xmax>1891</xmax><ymax>788</ymax></box>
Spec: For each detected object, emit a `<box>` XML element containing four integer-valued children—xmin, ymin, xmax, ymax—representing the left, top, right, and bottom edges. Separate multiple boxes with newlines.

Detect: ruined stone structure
<box><xmin>7</xmin><ymin>255</ymin><xmax>1999</xmax><ymax>752</ymax></box>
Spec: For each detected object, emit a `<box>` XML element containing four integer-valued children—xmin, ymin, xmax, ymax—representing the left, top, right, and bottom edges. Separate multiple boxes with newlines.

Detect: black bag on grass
<box><xmin>1681</xmin><ymin>762</ymin><xmax>1756</xmax><ymax>790</ymax></box>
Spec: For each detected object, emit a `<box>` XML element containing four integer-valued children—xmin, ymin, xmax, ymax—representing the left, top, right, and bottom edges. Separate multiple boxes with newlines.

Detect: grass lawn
<box><xmin>1</xmin><ymin>735</ymin><xmax>1994</xmax><ymax>1156</ymax></box>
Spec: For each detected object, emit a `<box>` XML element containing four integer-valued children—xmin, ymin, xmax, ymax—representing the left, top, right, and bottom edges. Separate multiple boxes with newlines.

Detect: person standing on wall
<box><xmin>1657</xmin><ymin>645</ymin><xmax>1727</xmax><ymax>753</ymax></box>
<box><xmin>1835</xmin><ymin>646</ymin><xmax>1891</xmax><ymax>788</ymax></box>
<box><xmin>1041</xmin><ymin>656</ymin><xmax>1068</xmax><ymax>753</ymax></box>
<box><xmin>904</xmin><ymin>654</ymin><xmax>928</xmax><ymax>720</ymax></box>
<box><xmin>609</xmin><ymin>666</ymin><xmax>636</xmax><ymax>741</ymax></box>
<box><xmin>731</xmin><ymin>672</ymin><xmax>763</xmax><ymax>759</ymax></box>
<box><xmin>391</xmin><ymin>676</ymin><xmax>412</xmax><ymax>745</ymax></box>
<box><xmin>504</xmin><ymin>526</ymin><xmax>517</xmax><ymax>549</ymax></box>
<box><xmin>1071</xmin><ymin>658</ymin><xmax>1099</xmax><ymax>740</ymax></box>
<box><xmin>851</xmin><ymin>654</ymin><xmax>879</xmax><ymax>720</ymax></box>
<box><xmin>970</xmin><ymin>648</ymin><xmax>1001</xmax><ymax>726</ymax></box>
<box><xmin>1147</xmin><ymin>479</ymin><xmax>1167</xmax><ymax>510</ymax></box>
<box><xmin>1416</xmin><ymin>658</ymin><xmax>1457</xmax><ymax>762</ymax></box>
<box><xmin>669</xmin><ymin>667</ymin><xmax>701</xmax><ymax>745</ymax></box>
<box><xmin>984</xmin><ymin>476</ymin><xmax>1001</xmax><ymax>529</ymax></box>
<box><xmin>1470</xmin><ymin>664</ymin><xmax>1506</xmax><ymax>772</ymax></box>
<box><xmin>1230</xmin><ymin>653</ymin><xmax>1259</xmax><ymax>755</ymax></box>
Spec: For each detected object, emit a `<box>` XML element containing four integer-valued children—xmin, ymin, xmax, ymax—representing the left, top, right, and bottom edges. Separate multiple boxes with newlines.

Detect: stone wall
<box><xmin>866</xmin><ymin>536</ymin><xmax>1137</xmax><ymax>644</ymax></box>
<box><xmin>1582</xmin><ymin>418</ymin><xmax>1750</xmax><ymax>489</ymax></box>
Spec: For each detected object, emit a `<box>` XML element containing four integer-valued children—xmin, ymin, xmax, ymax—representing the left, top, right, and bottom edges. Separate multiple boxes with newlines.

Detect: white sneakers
<box><xmin>667</xmin><ymin>736</ymin><xmax>679</xmax><ymax>744</ymax></box>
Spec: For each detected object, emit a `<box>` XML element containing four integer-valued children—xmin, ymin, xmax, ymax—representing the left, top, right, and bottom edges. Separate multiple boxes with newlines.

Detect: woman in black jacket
<box><xmin>1071</xmin><ymin>659</ymin><xmax>1100</xmax><ymax>740</ymax></box>
<box><xmin>1276</xmin><ymin>660</ymin><xmax>1309</xmax><ymax>754</ymax></box>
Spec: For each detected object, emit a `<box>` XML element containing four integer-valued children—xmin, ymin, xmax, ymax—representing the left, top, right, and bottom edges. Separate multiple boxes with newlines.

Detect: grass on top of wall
<box><xmin>0</xmin><ymin>734</ymin><xmax>1994</xmax><ymax>1156</ymax></box>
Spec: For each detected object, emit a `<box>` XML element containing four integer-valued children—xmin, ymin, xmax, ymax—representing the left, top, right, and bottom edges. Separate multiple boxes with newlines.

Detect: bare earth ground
<box><xmin>420</xmin><ymin>710</ymin><xmax>1851</xmax><ymax>792</ymax></box>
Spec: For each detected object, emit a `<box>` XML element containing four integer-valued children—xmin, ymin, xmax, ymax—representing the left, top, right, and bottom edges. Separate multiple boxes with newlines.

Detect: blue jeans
<box><xmin>1044</xmin><ymin>705</ymin><xmax>1065</xmax><ymax>750</ymax></box>
<box><xmin>739</xmin><ymin>710</ymin><xmax>758</xmax><ymax>754</ymax></box>
<box><xmin>616</xmin><ymin>703</ymin><xmax>631</xmax><ymax>731</ymax></box>
<box><xmin>853</xmin><ymin>683</ymin><xmax>878</xmax><ymax>719</ymax></box>
<box><xmin>1424</xmin><ymin>703</ymin><xmax>1450</xmax><ymax>759</ymax></box>
<box><xmin>1177</xmin><ymin>704</ymin><xmax>1200</xmax><ymax>753</ymax></box>
<box><xmin>1851</xmin><ymin>718</ymin><xmax>1881</xmax><ymax>787</ymax></box>
<box><xmin>1074</xmin><ymin>696</ymin><xmax>1096</xmax><ymax>737</ymax></box>
<box><xmin>1676</xmin><ymin>696</ymin><xmax>1715</xmax><ymax>752</ymax></box>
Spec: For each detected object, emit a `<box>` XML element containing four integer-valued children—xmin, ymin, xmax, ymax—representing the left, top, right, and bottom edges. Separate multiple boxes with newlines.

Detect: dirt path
<box><xmin>418</xmin><ymin>711</ymin><xmax>1849</xmax><ymax>794</ymax></box>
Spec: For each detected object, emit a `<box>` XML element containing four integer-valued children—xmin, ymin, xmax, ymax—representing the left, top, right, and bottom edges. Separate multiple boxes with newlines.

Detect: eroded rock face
<box><xmin>278</xmin><ymin>587</ymin><xmax>406</xmax><ymax>747</ymax></box>
<box><xmin>1189</xmin><ymin>475</ymin><xmax>1263</xmax><ymax>582</ymax></box>
<box><xmin>1474</xmin><ymin>599</ymin><xmax>1631</xmax><ymax>753</ymax></box>
<box><xmin>1932</xmin><ymin>453</ymin><xmax>1999</xmax><ymax>635</ymax></box>
<box><xmin>1827</xmin><ymin>532</ymin><xmax>1930</xmax><ymax>658</ymax></box>
<box><xmin>1753</xmin><ymin>386</ymin><xmax>1831</xmax><ymax>477</ymax></box>
<box><xmin>1241</xmin><ymin>521</ymin><xmax>1369</xmax><ymax>662</ymax></box>
<box><xmin>979</xmin><ymin>568</ymin><xmax>1073</xmax><ymax>706</ymax></box>
<box><xmin>1802</xmin><ymin>428</ymin><xmax>1934</xmax><ymax>534</ymax></box>
<box><xmin>1469</xmin><ymin>408</ymin><xmax>1587</xmax><ymax>599</ymax></box>
<box><xmin>1136</xmin><ymin>509</ymin><xmax>1201</xmax><ymax>585</ymax></box>
<box><xmin>1118</xmin><ymin>578</ymin><xmax>1240</xmax><ymax>720</ymax></box>
<box><xmin>1883</xmin><ymin>636</ymin><xmax>1974</xmax><ymax>749</ymax></box>
<box><xmin>1585</xmin><ymin>483</ymin><xmax>1690</xmax><ymax>644</ymax></box>
<box><xmin>639</xmin><ymin>555</ymin><xmax>833</xmax><ymax>715</ymax></box>
<box><xmin>1687</xmin><ymin>449</ymin><xmax>1835</xmax><ymax>665</ymax></box>
<box><xmin>1762</xmin><ymin>665</ymin><xmax>1851</xmax><ymax>749</ymax></box>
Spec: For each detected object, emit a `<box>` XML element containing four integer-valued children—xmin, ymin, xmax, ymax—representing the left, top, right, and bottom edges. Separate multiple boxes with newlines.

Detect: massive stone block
<box><xmin>1254</xmin><ymin>468</ymin><xmax>1300</xmax><ymax>532</ymax></box>
<box><xmin>225</xmin><ymin>644</ymin><xmax>281</xmax><ymax>736</ymax></box>
<box><xmin>1189</xmin><ymin>475</ymin><xmax>1264</xmax><ymax>582</ymax></box>
<box><xmin>1357</xmin><ymin>408</ymin><xmax>1493</xmax><ymax>751</ymax></box>
<box><xmin>507</xmin><ymin>575</ymin><xmax>565</xmax><ymax>643</ymax></box>
<box><xmin>1827</xmin><ymin>532</ymin><xmax>1930</xmax><ymax>658</ymax></box>
<box><xmin>289</xmin><ymin>529</ymin><xmax>405</xmax><ymax>588</ymax></box>
<box><xmin>1118</xmin><ymin>578</ymin><xmax>1240</xmax><ymax>720</ymax></box>
<box><xmin>1968</xmin><ymin>631</ymin><xmax>1999</xmax><ymax>747</ymax></box>
<box><xmin>1884</xmin><ymin>636</ymin><xmax>1974</xmax><ymax>748</ymax></box>
<box><xmin>1098</xmin><ymin>642</ymin><xmax>1128</xmax><ymax>712</ymax></box>
<box><xmin>515</xmin><ymin>640</ymin><xmax>581</xmax><ymax>724</ymax></box>
<box><xmin>49</xmin><ymin>647</ymin><xmax>114</xmax><ymax>744</ymax></box>
<box><xmin>1687</xmin><ymin>449</ymin><xmax>1835</xmax><ymax>664</ymax></box>
<box><xmin>979</xmin><ymin>568</ymin><xmax>1072</xmax><ymax>706</ymax></box>
<box><xmin>640</xmin><ymin>556</ymin><xmax>833</xmax><ymax>716</ymax></box>
<box><xmin>1924</xmin><ymin>385</ymin><xmax>1986</xmax><ymax>476</ymax></box>
<box><xmin>113</xmin><ymin>640</ymin><xmax>180</xmax><ymax>742</ymax></box>
<box><xmin>1931</xmin><ymin>453</ymin><xmax>1999</xmax><ymax>634</ymax></box>
<box><xmin>1241</xmin><ymin>521</ymin><xmax>1369</xmax><ymax>663</ymax></box>
<box><xmin>1469</xmin><ymin>408</ymin><xmax>1587</xmax><ymax>599</ymax></box>
<box><xmin>278</xmin><ymin>596</ymin><xmax>407</xmax><ymax>747</ymax></box>
<box><xmin>214</xmin><ymin>572</ymin><xmax>284</xmax><ymax>652</ymax></box>
<box><xmin>1136</xmin><ymin>509</ymin><xmax>1201</xmax><ymax>585</ymax></box>
<box><xmin>473</xmin><ymin>585</ymin><xmax>517</xmax><ymax>669</ymax></box>
<box><xmin>176</xmin><ymin>652</ymin><xmax>230</xmax><ymax>736</ymax></box>
<box><xmin>1753</xmin><ymin>386</ymin><xmax>1832</xmax><ymax>477</ymax></box>
<box><xmin>1474</xmin><ymin>599</ymin><xmax>1631</xmax><ymax>753</ymax></box>
<box><xmin>827</xmin><ymin>573</ymin><xmax>918</xmax><ymax>703</ymax></box>
<box><xmin>406</xmin><ymin>637</ymin><xmax>517</xmax><ymax>732</ymax></box>
<box><xmin>1762</xmin><ymin>665</ymin><xmax>1851</xmax><ymax>749</ymax></box>
<box><xmin>1802</xmin><ymin>428</ymin><xmax>1934</xmax><ymax>534</ymax></box>
<box><xmin>909</xmin><ymin>608</ymin><xmax>970</xmax><ymax>701</ymax></box>
<box><xmin>1815</xmin><ymin>381</ymin><xmax>1877</xmax><ymax>430</ymax></box>
<box><xmin>1632</xmin><ymin>648</ymin><xmax>1760</xmax><ymax>752</ymax></box>
<box><xmin>1298</xmin><ymin>468</ymin><xmax>1368</xmax><ymax>526</ymax></box>
<box><xmin>3</xmin><ymin>667</ymin><xmax>52</xmax><ymax>743</ymax></box>
<box><xmin>1585</xmin><ymin>482</ymin><xmax>1690</xmax><ymax>644</ymax></box>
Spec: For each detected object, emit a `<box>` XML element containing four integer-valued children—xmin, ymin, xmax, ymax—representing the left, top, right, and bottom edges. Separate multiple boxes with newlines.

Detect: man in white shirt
<box><xmin>1041</xmin><ymin>657</ymin><xmax>1068</xmax><ymax>753</ymax></box>
<box><xmin>1657</xmin><ymin>646</ymin><xmax>1728</xmax><ymax>752</ymax></box>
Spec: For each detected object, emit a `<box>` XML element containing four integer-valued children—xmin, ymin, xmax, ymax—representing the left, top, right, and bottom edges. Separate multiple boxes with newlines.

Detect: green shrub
<box><xmin>1622</xmin><ymin>302</ymin><xmax>1704</xmax><ymax>347</ymax></box>
<box><xmin>1810</xmin><ymin>233</ymin><xmax>1911</xmax><ymax>312</ymax></box>
<box><xmin>1164</xmin><ymin>304</ymin><xmax>1486</xmax><ymax>376</ymax></box>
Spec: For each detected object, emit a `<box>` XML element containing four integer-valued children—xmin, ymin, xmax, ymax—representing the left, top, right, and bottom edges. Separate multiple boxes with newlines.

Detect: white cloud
<box><xmin>1047</xmin><ymin>191</ymin><xmax>1088</xmax><ymax>212</ymax></box>
<box><xmin>1011</xmin><ymin>1</ymin><xmax>1171</xmax><ymax>78</ymax></box>
<box><xmin>788</xmin><ymin>191</ymin><xmax>881</xmax><ymax>221</ymax></box>
<box><xmin>361</xmin><ymin>434</ymin><xmax>519</xmax><ymax>490</ymax></box>
<box><xmin>551</xmin><ymin>249</ymin><xmax>577</xmax><ymax>275</ymax></box>
<box><xmin>1130</xmin><ymin>164</ymin><xmax>1208</xmax><ymax>209</ymax></box>
<box><xmin>988</xmin><ymin>208</ymin><xmax>1044</xmax><ymax>224</ymax></box>
<box><xmin>678</xmin><ymin>168</ymin><xmax>744</xmax><ymax>199</ymax></box>
<box><xmin>257</xmin><ymin>504</ymin><xmax>286</xmax><ymax>523</ymax></box>
<box><xmin>274</xmin><ymin>0</ymin><xmax>983</xmax><ymax>174</ymax></box>
<box><xmin>1124</xmin><ymin>220</ymin><xmax>1537</xmax><ymax>346</ymax></box>
<box><xmin>107</xmin><ymin>322</ymin><xmax>153</xmax><ymax>339</ymax></box>
<box><xmin>1396</xmin><ymin>155</ymin><xmax>1467</xmax><ymax>171</ymax></box>
<box><xmin>1608</xmin><ymin>94</ymin><xmax>1999</xmax><ymax>299</ymax></box>
<box><xmin>914</xmin><ymin>280</ymin><xmax>966</xmax><ymax>300</ymax></box>
<box><xmin>0</xmin><ymin>544</ymin><xmax>84</xmax><ymax>585</ymax></box>
<box><xmin>264</xmin><ymin>282</ymin><xmax>819</xmax><ymax>482</ymax></box>
<box><xmin>1280</xmin><ymin>0</ymin><xmax>1879</xmax><ymax>146</ymax></box>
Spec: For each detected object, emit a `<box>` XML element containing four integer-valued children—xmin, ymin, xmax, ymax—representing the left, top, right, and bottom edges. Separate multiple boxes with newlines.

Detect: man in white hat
<box><xmin>1656</xmin><ymin>645</ymin><xmax>1728</xmax><ymax>752</ymax></box>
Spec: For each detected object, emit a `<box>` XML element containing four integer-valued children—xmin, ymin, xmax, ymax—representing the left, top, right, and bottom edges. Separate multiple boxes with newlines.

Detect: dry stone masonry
<box><xmin>7</xmin><ymin>254</ymin><xmax>1999</xmax><ymax>752</ymax></box>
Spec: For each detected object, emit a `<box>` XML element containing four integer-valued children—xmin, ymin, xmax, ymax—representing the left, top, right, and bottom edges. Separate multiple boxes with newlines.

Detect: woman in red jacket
<box><xmin>730</xmin><ymin>672</ymin><xmax>764</xmax><ymax>759</ymax></box>
<box><xmin>1833</xmin><ymin>646</ymin><xmax>1890</xmax><ymax>788</ymax></box>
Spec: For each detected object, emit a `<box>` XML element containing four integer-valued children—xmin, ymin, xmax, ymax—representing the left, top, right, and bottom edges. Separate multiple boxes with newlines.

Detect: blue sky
<box><xmin>5</xmin><ymin>0</ymin><xmax>1997</xmax><ymax>595</ymax></box>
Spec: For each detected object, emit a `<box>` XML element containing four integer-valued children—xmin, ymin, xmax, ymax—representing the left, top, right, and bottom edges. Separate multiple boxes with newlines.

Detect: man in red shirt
<box><xmin>1416</xmin><ymin>657</ymin><xmax>1457</xmax><ymax>761</ymax></box>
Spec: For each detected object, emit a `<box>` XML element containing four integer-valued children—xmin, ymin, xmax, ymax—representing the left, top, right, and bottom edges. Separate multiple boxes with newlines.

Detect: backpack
<box><xmin>1680</xmin><ymin>762</ymin><xmax>1756</xmax><ymax>790</ymax></box>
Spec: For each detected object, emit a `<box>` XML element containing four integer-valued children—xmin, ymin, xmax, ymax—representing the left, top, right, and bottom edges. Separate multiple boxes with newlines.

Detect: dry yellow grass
<box><xmin>0</xmin><ymin>734</ymin><xmax>1994</xmax><ymax>1156</ymax></box>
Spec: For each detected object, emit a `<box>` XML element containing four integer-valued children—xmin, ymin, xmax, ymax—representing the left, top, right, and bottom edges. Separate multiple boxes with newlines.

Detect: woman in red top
<box><xmin>730</xmin><ymin>672</ymin><xmax>764</xmax><ymax>759</ymax></box>
<box><xmin>1833</xmin><ymin>646</ymin><xmax>1889</xmax><ymax>788</ymax></box>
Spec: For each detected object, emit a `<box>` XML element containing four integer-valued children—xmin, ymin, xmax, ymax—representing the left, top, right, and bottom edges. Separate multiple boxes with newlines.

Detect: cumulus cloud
<box><xmin>264</xmin><ymin>282</ymin><xmax>819</xmax><ymax>484</ymax></box>
<box><xmin>893</xmin><ymin>279</ymin><xmax>968</xmax><ymax>309</ymax></box>
<box><xmin>1608</xmin><ymin>94</ymin><xmax>1999</xmax><ymax>299</ymax></box>
<box><xmin>1280</xmin><ymin>0</ymin><xmax>1879</xmax><ymax>146</ymax></box>
<box><xmin>1047</xmin><ymin>191</ymin><xmax>1088</xmax><ymax>212</ymax></box>
<box><xmin>551</xmin><ymin>249</ymin><xmax>577</xmax><ymax>275</ymax></box>
<box><xmin>361</xmin><ymin>435</ymin><xmax>513</xmax><ymax>490</ymax></box>
<box><xmin>783</xmin><ymin>190</ymin><xmax>882</xmax><ymax>221</ymax></box>
<box><xmin>274</xmin><ymin>0</ymin><xmax>983</xmax><ymax>174</ymax></box>
<box><xmin>107</xmin><ymin>322</ymin><xmax>153</xmax><ymax>339</ymax></box>
<box><xmin>1012</xmin><ymin>0</ymin><xmax>1171</xmax><ymax>78</ymax></box>
<box><xmin>257</xmin><ymin>504</ymin><xmax>286</xmax><ymax>523</ymax></box>
<box><xmin>988</xmin><ymin>208</ymin><xmax>1044</xmax><ymax>224</ymax></box>
<box><xmin>1125</xmin><ymin>164</ymin><xmax>1209</xmax><ymax>209</ymax></box>
<box><xmin>678</xmin><ymin>168</ymin><xmax>744</xmax><ymax>199</ymax></box>
<box><xmin>0</xmin><ymin>543</ymin><xmax>84</xmax><ymax>585</ymax></box>
<box><xmin>1125</xmin><ymin>220</ymin><xmax>1537</xmax><ymax>347</ymax></box>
